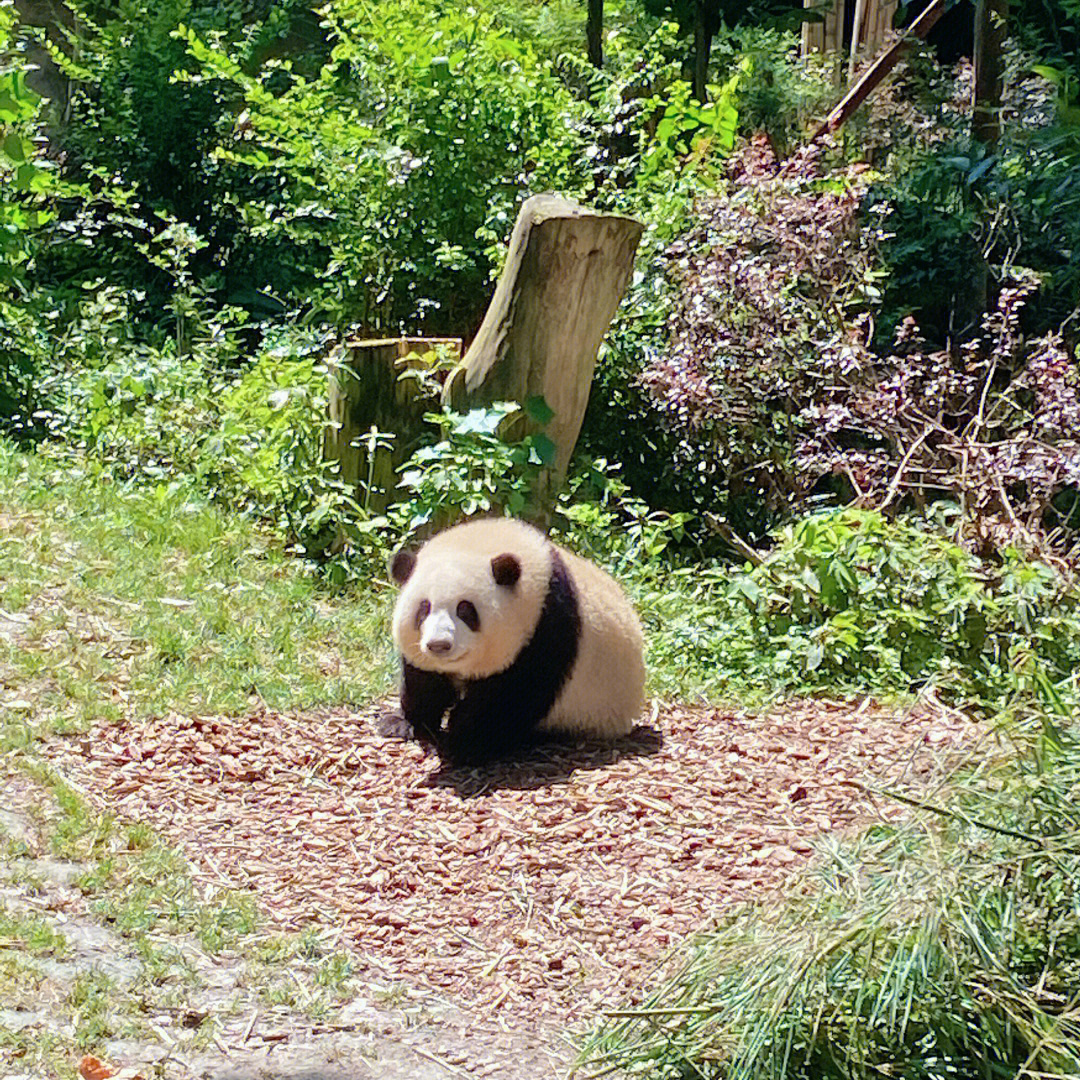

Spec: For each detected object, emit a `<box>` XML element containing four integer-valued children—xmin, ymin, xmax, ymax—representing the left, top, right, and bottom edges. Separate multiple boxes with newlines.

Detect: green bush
<box><xmin>198</xmin><ymin>329</ymin><xmax>354</xmax><ymax>555</ymax></box>
<box><xmin>54</xmin><ymin>301</ymin><xmax>360</xmax><ymax>557</ymax></box>
<box><xmin>743</xmin><ymin>510</ymin><xmax>1078</xmax><ymax>706</ymax></box>
<box><xmin>554</xmin><ymin>460</ymin><xmax>693</xmax><ymax>574</ymax></box>
<box><xmin>870</xmin><ymin>95</ymin><xmax>1080</xmax><ymax>343</ymax></box>
<box><xmin>182</xmin><ymin>0</ymin><xmax>589</xmax><ymax>333</ymax></box>
<box><xmin>55</xmin><ymin>286</ymin><xmax>233</xmax><ymax>475</ymax></box>
<box><xmin>641</xmin><ymin>509</ymin><xmax>1080</xmax><ymax>710</ymax></box>
<box><xmin>713</xmin><ymin>26</ymin><xmax>833</xmax><ymax>155</ymax></box>
<box><xmin>39</xmin><ymin>0</ymin><xmax>326</xmax><ymax>316</ymax></box>
<box><xmin>393</xmin><ymin>401</ymin><xmax>555</xmax><ymax>532</ymax></box>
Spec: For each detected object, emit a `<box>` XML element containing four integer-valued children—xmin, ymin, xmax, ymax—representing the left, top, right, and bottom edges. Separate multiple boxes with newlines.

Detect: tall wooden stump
<box><xmin>325</xmin><ymin>337</ymin><xmax>461</xmax><ymax>513</ymax></box>
<box><xmin>444</xmin><ymin>194</ymin><xmax>643</xmax><ymax>508</ymax></box>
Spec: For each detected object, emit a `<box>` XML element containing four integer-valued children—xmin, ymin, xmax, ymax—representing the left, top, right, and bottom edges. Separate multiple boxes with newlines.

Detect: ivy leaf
<box><xmin>524</xmin><ymin>395</ymin><xmax>554</xmax><ymax>426</ymax></box>
<box><xmin>533</xmin><ymin>433</ymin><xmax>557</xmax><ymax>467</ymax></box>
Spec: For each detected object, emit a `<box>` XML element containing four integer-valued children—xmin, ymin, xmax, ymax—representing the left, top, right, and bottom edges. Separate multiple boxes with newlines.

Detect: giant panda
<box><xmin>389</xmin><ymin>517</ymin><xmax>645</xmax><ymax>766</ymax></box>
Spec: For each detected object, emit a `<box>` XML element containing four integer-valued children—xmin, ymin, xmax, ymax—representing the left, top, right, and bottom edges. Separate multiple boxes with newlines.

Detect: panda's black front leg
<box><xmin>400</xmin><ymin>661</ymin><xmax>455</xmax><ymax>747</ymax></box>
<box><xmin>441</xmin><ymin>677</ymin><xmax>545</xmax><ymax>766</ymax></box>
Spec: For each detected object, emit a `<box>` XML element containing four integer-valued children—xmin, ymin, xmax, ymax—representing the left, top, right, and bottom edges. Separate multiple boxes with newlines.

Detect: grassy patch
<box><xmin>0</xmin><ymin>905</ymin><xmax>68</xmax><ymax>955</ymax></box>
<box><xmin>0</xmin><ymin>442</ymin><xmax>395</xmax><ymax>743</ymax></box>
<box><xmin>0</xmin><ymin>762</ymin><xmax>372</xmax><ymax>1071</ymax></box>
<box><xmin>579</xmin><ymin>720</ymin><xmax>1080</xmax><ymax>1080</ymax></box>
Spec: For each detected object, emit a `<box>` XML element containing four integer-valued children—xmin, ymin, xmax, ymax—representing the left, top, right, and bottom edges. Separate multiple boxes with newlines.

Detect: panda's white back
<box><xmin>539</xmin><ymin>545</ymin><xmax>645</xmax><ymax>738</ymax></box>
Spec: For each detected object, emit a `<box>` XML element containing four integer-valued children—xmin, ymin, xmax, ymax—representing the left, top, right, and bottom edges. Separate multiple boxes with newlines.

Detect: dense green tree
<box><xmin>642</xmin><ymin>0</ymin><xmax>802</xmax><ymax>99</ymax></box>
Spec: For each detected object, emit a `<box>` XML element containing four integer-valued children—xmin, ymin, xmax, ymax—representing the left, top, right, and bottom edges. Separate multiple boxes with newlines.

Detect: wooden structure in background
<box><xmin>326</xmin><ymin>196</ymin><xmax>642</xmax><ymax>521</ymax></box>
<box><xmin>808</xmin><ymin>0</ymin><xmax>949</xmax><ymax>142</ymax></box>
<box><xmin>802</xmin><ymin>0</ymin><xmax>899</xmax><ymax>80</ymax></box>
<box><xmin>324</xmin><ymin>337</ymin><xmax>461</xmax><ymax>513</ymax></box>
<box><xmin>444</xmin><ymin>194</ymin><xmax>643</xmax><ymax>505</ymax></box>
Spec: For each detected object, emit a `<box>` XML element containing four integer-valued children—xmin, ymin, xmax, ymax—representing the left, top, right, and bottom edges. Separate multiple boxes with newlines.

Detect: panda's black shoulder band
<box><xmin>440</xmin><ymin>548</ymin><xmax>582</xmax><ymax>765</ymax></box>
<box><xmin>522</xmin><ymin>548</ymin><xmax>581</xmax><ymax>692</ymax></box>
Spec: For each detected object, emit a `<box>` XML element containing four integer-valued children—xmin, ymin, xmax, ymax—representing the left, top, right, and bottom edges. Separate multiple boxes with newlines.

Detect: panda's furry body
<box><xmin>390</xmin><ymin>518</ymin><xmax>645</xmax><ymax>765</ymax></box>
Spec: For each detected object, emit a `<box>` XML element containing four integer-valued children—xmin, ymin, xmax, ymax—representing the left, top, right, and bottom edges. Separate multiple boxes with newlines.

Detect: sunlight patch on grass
<box><xmin>0</xmin><ymin>443</ymin><xmax>396</xmax><ymax>740</ymax></box>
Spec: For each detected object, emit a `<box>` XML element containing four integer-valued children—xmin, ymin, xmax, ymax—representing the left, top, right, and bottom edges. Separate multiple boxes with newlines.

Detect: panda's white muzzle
<box><xmin>420</xmin><ymin>609</ymin><xmax>465</xmax><ymax>662</ymax></box>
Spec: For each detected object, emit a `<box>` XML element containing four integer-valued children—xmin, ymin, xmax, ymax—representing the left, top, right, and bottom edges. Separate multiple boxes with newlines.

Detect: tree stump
<box><xmin>325</xmin><ymin>337</ymin><xmax>461</xmax><ymax>513</ymax></box>
<box><xmin>444</xmin><ymin>194</ymin><xmax>643</xmax><ymax>506</ymax></box>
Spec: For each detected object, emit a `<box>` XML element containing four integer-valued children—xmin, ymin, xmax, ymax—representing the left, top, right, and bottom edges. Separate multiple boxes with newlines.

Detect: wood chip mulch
<box><xmin>50</xmin><ymin>699</ymin><xmax>975</xmax><ymax>1026</ymax></box>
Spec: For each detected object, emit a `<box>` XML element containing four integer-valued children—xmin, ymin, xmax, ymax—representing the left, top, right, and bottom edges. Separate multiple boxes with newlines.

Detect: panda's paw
<box><xmin>375</xmin><ymin>708</ymin><xmax>414</xmax><ymax>741</ymax></box>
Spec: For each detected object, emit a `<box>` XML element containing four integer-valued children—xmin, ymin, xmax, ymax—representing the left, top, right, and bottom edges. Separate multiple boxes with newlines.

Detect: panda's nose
<box><xmin>420</xmin><ymin>610</ymin><xmax>457</xmax><ymax>656</ymax></box>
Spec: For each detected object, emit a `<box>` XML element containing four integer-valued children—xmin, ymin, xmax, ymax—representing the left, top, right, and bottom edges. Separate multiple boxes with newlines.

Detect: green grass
<box><xmin>0</xmin><ymin>905</ymin><xmax>68</xmax><ymax>955</ymax></box>
<box><xmin>0</xmin><ymin>441</ymin><xmax>396</xmax><ymax>743</ymax></box>
<box><xmin>0</xmin><ymin>763</ymin><xmax>372</xmax><ymax>1073</ymax></box>
<box><xmin>578</xmin><ymin>720</ymin><xmax>1080</xmax><ymax>1080</ymax></box>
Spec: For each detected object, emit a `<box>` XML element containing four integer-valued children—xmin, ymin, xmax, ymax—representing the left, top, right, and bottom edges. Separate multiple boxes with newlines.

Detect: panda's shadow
<box><xmin>425</xmin><ymin>725</ymin><xmax>665</xmax><ymax>797</ymax></box>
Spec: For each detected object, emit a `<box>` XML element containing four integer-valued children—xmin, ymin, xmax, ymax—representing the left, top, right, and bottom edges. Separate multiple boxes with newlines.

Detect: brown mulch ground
<box><xmin>50</xmin><ymin>699</ymin><xmax>976</xmax><ymax>1026</ymax></box>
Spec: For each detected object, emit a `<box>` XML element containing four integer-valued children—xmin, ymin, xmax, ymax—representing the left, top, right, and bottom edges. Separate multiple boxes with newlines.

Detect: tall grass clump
<box><xmin>579</xmin><ymin>720</ymin><xmax>1080</xmax><ymax>1080</ymax></box>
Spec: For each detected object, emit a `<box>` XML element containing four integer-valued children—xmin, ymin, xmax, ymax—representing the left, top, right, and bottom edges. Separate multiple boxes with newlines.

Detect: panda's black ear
<box><xmin>390</xmin><ymin>548</ymin><xmax>416</xmax><ymax>585</ymax></box>
<box><xmin>491</xmin><ymin>553</ymin><xmax>521</xmax><ymax>588</ymax></box>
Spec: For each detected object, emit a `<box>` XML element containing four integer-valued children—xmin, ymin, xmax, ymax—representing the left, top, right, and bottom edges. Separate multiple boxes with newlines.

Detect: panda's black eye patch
<box><xmin>456</xmin><ymin>600</ymin><xmax>480</xmax><ymax>631</ymax></box>
<box><xmin>414</xmin><ymin>599</ymin><xmax>431</xmax><ymax>628</ymax></box>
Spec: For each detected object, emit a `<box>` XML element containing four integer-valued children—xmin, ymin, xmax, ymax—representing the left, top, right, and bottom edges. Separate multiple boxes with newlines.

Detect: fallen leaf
<box><xmin>79</xmin><ymin>1055</ymin><xmax>115</xmax><ymax>1080</ymax></box>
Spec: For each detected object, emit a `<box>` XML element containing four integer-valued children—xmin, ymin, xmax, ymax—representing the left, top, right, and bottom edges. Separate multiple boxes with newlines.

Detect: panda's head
<box><xmin>390</xmin><ymin>519</ymin><xmax>552</xmax><ymax>680</ymax></box>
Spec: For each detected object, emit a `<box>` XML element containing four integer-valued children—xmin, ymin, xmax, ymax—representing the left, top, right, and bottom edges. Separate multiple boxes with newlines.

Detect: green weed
<box><xmin>67</xmin><ymin>969</ymin><xmax>116</xmax><ymax>1048</ymax></box>
<box><xmin>628</xmin><ymin>508</ymin><xmax>1080</xmax><ymax>712</ymax></box>
<box><xmin>0</xmin><ymin>906</ymin><xmax>68</xmax><ymax>955</ymax></box>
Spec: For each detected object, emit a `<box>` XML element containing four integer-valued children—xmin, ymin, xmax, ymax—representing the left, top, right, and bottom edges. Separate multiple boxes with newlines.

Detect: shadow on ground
<box><xmin>427</xmin><ymin>724</ymin><xmax>665</xmax><ymax>796</ymax></box>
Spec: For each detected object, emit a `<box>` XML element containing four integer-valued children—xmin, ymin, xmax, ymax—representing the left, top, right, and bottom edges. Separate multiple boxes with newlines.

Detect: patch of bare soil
<box><xmin>1</xmin><ymin>771</ymin><xmax>560</xmax><ymax>1080</ymax></box>
<box><xmin>49</xmin><ymin>698</ymin><xmax>976</xmax><ymax>1038</ymax></box>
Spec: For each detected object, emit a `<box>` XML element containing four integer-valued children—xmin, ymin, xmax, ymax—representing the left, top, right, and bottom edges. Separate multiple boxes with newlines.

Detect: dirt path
<box><xmin>0</xmin><ymin>770</ymin><xmax>571</xmax><ymax>1080</ymax></box>
<box><xmin>2</xmin><ymin>696</ymin><xmax>978</xmax><ymax>1078</ymax></box>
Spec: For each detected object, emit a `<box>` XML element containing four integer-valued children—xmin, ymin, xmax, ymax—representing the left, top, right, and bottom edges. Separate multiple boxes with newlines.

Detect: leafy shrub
<box><xmin>637</xmin><ymin>72</ymin><xmax>741</xmax><ymax>182</ymax></box>
<box><xmin>39</xmin><ymin>0</ymin><xmax>325</xmax><ymax>316</ymax></box>
<box><xmin>712</xmin><ymin>26</ymin><xmax>833</xmax><ymax>155</ymax></box>
<box><xmin>392</xmin><ymin>401</ymin><xmax>555</xmax><ymax>532</ymax></box>
<box><xmin>607</xmin><ymin>120</ymin><xmax>1080</xmax><ymax>558</ymax></box>
<box><xmin>54</xmin><ymin>302</ymin><xmax>359</xmax><ymax>557</ymax></box>
<box><xmin>798</xmin><ymin>282</ymin><xmax>1080</xmax><ymax>559</ymax></box>
<box><xmin>869</xmin><ymin>132</ymin><xmax>1080</xmax><ymax>344</ymax></box>
<box><xmin>198</xmin><ymin>329</ymin><xmax>355</xmax><ymax>556</ymax></box>
<box><xmin>641</xmin><ymin>508</ymin><xmax>1080</xmax><ymax>711</ymax></box>
<box><xmin>736</xmin><ymin>509</ymin><xmax>1079</xmax><ymax>708</ymax></box>
<box><xmin>182</xmin><ymin>0</ymin><xmax>589</xmax><ymax>334</ymax></box>
<box><xmin>55</xmin><ymin>286</ymin><xmax>235</xmax><ymax>476</ymax></box>
<box><xmin>554</xmin><ymin>460</ymin><xmax>693</xmax><ymax>573</ymax></box>
<box><xmin>865</xmin><ymin>46</ymin><xmax>1080</xmax><ymax>345</ymax></box>
<box><xmin>622</xmin><ymin>137</ymin><xmax>877</xmax><ymax>539</ymax></box>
